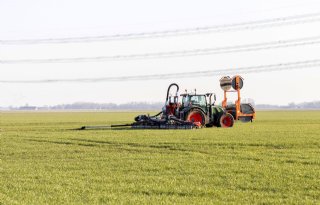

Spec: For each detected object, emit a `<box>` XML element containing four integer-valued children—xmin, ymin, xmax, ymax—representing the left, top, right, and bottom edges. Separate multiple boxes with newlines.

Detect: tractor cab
<box><xmin>182</xmin><ymin>94</ymin><xmax>206</xmax><ymax>108</ymax></box>
<box><xmin>180</xmin><ymin>93</ymin><xmax>216</xmax><ymax>112</ymax></box>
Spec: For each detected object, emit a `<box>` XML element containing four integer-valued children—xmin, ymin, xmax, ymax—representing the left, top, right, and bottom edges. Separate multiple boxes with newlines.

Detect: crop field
<box><xmin>1</xmin><ymin>111</ymin><xmax>320</xmax><ymax>204</ymax></box>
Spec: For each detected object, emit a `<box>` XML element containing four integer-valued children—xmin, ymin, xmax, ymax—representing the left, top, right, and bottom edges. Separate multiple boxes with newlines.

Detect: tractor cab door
<box><xmin>181</xmin><ymin>95</ymin><xmax>189</xmax><ymax>108</ymax></box>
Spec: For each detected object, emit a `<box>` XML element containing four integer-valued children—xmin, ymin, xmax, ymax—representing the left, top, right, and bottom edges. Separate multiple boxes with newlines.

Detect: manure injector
<box><xmin>80</xmin><ymin>76</ymin><xmax>255</xmax><ymax>130</ymax></box>
<box><xmin>220</xmin><ymin>75</ymin><xmax>256</xmax><ymax>122</ymax></box>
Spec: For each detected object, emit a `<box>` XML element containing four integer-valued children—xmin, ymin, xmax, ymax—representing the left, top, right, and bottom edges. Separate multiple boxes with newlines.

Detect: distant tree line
<box><xmin>4</xmin><ymin>102</ymin><xmax>164</xmax><ymax>111</ymax></box>
<box><xmin>49</xmin><ymin>102</ymin><xmax>164</xmax><ymax>110</ymax></box>
<box><xmin>2</xmin><ymin>101</ymin><xmax>320</xmax><ymax>111</ymax></box>
<box><xmin>255</xmin><ymin>101</ymin><xmax>320</xmax><ymax>109</ymax></box>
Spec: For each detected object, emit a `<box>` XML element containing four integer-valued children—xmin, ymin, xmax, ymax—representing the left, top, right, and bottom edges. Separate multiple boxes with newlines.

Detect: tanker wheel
<box><xmin>219</xmin><ymin>113</ymin><xmax>234</xmax><ymax>128</ymax></box>
<box><xmin>186</xmin><ymin>109</ymin><xmax>206</xmax><ymax>126</ymax></box>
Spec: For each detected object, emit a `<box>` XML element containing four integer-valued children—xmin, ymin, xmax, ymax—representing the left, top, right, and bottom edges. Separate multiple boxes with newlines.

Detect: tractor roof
<box><xmin>180</xmin><ymin>93</ymin><xmax>214</xmax><ymax>97</ymax></box>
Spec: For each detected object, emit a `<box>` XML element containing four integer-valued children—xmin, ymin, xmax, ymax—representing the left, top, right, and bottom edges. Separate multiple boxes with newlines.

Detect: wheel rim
<box><xmin>188</xmin><ymin>112</ymin><xmax>203</xmax><ymax>124</ymax></box>
<box><xmin>221</xmin><ymin>115</ymin><xmax>233</xmax><ymax>127</ymax></box>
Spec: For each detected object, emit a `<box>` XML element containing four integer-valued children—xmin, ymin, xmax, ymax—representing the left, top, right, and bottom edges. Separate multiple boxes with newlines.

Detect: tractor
<box><xmin>132</xmin><ymin>83</ymin><xmax>234</xmax><ymax>129</ymax></box>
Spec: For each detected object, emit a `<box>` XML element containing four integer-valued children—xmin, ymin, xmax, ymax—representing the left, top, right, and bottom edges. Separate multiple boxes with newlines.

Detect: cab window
<box><xmin>190</xmin><ymin>96</ymin><xmax>206</xmax><ymax>106</ymax></box>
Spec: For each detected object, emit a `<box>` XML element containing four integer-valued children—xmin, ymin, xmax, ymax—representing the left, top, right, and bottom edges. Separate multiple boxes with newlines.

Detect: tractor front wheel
<box><xmin>219</xmin><ymin>113</ymin><xmax>234</xmax><ymax>128</ymax></box>
<box><xmin>186</xmin><ymin>109</ymin><xmax>206</xmax><ymax>126</ymax></box>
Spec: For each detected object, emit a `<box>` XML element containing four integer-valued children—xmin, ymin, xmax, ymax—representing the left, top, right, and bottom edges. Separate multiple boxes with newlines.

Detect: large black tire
<box><xmin>186</xmin><ymin>108</ymin><xmax>206</xmax><ymax>126</ymax></box>
<box><xmin>218</xmin><ymin>113</ymin><xmax>234</xmax><ymax>128</ymax></box>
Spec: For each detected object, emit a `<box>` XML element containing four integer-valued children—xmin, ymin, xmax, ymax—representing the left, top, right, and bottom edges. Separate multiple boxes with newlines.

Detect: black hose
<box><xmin>151</xmin><ymin>111</ymin><xmax>162</xmax><ymax>117</ymax></box>
<box><xmin>166</xmin><ymin>83</ymin><xmax>179</xmax><ymax>102</ymax></box>
<box><xmin>168</xmin><ymin>115</ymin><xmax>193</xmax><ymax>125</ymax></box>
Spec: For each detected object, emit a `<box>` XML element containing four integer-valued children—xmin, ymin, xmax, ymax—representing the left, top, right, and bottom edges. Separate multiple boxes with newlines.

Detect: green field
<box><xmin>1</xmin><ymin>111</ymin><xmax>320</xmax><ymax>204</ymax></box>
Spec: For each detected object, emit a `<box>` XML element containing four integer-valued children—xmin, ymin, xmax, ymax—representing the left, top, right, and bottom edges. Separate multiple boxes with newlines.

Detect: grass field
<box><xmin>1</xmin><ymin>111</ymin><xmax>320</xmax><ymax>204</ymax></box>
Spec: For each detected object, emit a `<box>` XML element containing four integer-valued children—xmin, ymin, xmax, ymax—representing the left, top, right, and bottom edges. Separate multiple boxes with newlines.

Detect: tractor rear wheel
<box><xmin>186</xmin><ymin>109</ymin><xmax>206</xmax><ymax>126</ymax></box>
<box><xmin>219</xmin><ymin>113</ymin><xmax>234</xmax><ymax>128</ymax></box>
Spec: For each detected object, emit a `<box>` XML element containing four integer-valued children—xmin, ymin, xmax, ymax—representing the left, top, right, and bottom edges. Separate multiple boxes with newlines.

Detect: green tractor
<box><xmin>164</xmin><ymin>83</ymin><xmax>234</xmax><ymax>128</ymax></box>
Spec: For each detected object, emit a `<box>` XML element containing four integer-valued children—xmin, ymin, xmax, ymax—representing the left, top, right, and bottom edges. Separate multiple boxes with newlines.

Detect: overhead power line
<box><xmin>1</xmin><ymin>35</ymin><xmax>320</xmax><ymax>64</ymax></box>
<box><xmin>1</xmin><ymin>59</ymin><xmax>318</xmax><ymax>83</ymax></box>
<box><xmin>1</xmin><ymin>12</ymin><xmax>320</xmax><ymax>45</ymax></box>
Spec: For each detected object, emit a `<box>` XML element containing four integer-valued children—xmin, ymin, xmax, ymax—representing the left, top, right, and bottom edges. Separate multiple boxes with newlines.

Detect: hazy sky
<box><xmin>1</xmin><ymin>0</ymin><xmax>320</xmax><ymax>106</ymax></box>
